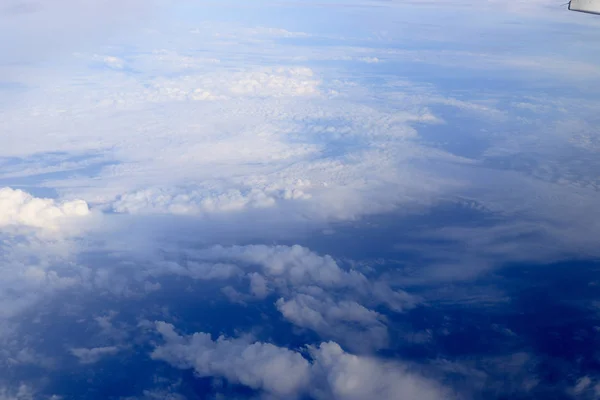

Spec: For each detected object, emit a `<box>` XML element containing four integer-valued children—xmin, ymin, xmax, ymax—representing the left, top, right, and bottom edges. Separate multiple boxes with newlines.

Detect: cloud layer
<box><xmin>1</xmin><ymin>0</ymin><xmax>599</xmax><ymax>399</ymax></box>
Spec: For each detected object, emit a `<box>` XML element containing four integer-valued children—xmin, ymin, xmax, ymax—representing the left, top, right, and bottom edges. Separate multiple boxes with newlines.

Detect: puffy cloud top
<box><xmin>193</xmin><ymin>244</ymin><xmax>368</xmax><ymax>289</ymax></box>
<box><xmin>0</xmin><ymin>188</ymin><xmax>90</xmax><ymax>232</ymax></box>
<box><xmin>152</xmin><ymin>322</ymin><xmax>451</xmax><ymax>400</ymax></box>
<box><xmin>152</xmin><ymin>322</ymin><xmax>311</xmax><ymax>398</ymax></box>
<box><xmin>169</xmin><ymin>244</ymin><xmax>417</xmax><ymax>350</ymax></box>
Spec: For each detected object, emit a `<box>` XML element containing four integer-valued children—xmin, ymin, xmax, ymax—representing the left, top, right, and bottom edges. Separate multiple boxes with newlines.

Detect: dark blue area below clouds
<box><xmin>10</xmin><ymin>200</ymin><xmax>598</xmax><ymax>399</ymax></box>
<box><xmin>294</xmin><ymin>204</ymin><xmax>600</xmax><ymax>398</ymax></box>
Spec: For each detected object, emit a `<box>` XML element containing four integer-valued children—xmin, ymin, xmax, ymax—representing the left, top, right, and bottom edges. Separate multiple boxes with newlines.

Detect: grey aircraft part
<box><xmin>569</xmin><ymin>0</ymin><xmax>600</xmax><ymax>15</ymax></box>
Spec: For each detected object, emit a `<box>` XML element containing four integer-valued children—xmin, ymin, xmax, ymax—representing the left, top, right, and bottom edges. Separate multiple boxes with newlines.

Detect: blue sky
<box><xmin>1</xmin><ymin>1</ymin><xmax>600</xmax><ymax>399</ymax></box>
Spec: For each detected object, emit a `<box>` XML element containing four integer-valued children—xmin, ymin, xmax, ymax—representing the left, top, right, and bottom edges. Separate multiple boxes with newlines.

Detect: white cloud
<box><xmin>358</xmin><ymin>56</ymin><xmax>381</xmax><ymax>64</ymax></box>
<box><xmin>159</xmin><ymin>244</ymin><xmax>416</xmax><ymax>349</ymax></box>
<box><xmin>151</xmin><ymin>322</ymin><xmax>311</xmax><ymax>398</ymax></box>
<box><xmin>249</xmin><ymin>272</ymin><xmax>269</xmax><ymax>298</ymax></box>
<box><xmin>0</xmin><ymin>233</ymin><xmax>81</xmax><ymax>327</ymax></box>
<box><xmin>112</xmin><ymin>187</ymin><xmax>278</xmax><ymax>216</ymax></box>
<box><xmin>244</xmin><ymin>26</ymin><xmax>310</xmax><ymax>38</ymax></box>
<box><xmin>0</xmin><ymin>50</ymin><xmax>466</xmax><ymax>223</ymax></box>
<box><xmin>0</xmin><ymin>188</ymin><xmax>90</xmax><ymax>232</ymax></box>
<box><xmin>0</xmin><ymin>234</ymin><xmax>404</xmax><ymax>353</ymax></box>
<box><xmin>1</xmin><ymin>2</ymin><xmax>598</xmax><ymax>397</ymax></box>
<box><xmin>187</xmin><ymin>245</ymin><xmax>417</xmax><ymax>309</ymax></box>
<box><xmin>0</xmin><ymin>189</ymin><xmax>96</xmax><ymax>366</ymax></box>
<box><xmin>152</xmin><ymin>322</ymin><xmax>451</xmax><ymax>400</ymax></box>
<box><xmin>93</xmin><ymin>55</ymin><xmax>126</xmax><ymax>70</ymax></box>
<box><xmin>128</xmin><ymin>67</ymin><xmax>320</xmax><ymax>103</ymax></box>
<box><xmin>70</xmin><ymin>346</ymin><xmax>120</xmax><ymax>364</ymax></box>
<box><xmin>276</xmin><ymin>294</ymin><xmax>389</xmax><ymax>350</ymax></box>
<box><xmin>309</xmin><ymin>341</ymin><xmax>449</xmax><ymax>400</ymax></box>
<box><xmin>191</xmin><ymin>245</ymin><xmax>369</xmax><ymax>290</ymax></box>
<box><xmin>228</xmin><ymin>67</ymin><xmax>320</xmax><ymax>97</ymax></box>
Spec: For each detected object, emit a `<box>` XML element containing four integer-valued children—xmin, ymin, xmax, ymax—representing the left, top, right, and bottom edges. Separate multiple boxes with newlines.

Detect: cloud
<box><xmin>276</xmin><ymin>294</ymin><xmax>389</xmax><ymax>350</ymax></box>
<box><xmin>0</xmin><ymin>233</ymin><xmax>406</xmax><ymax>353</ymax></box>
<box><xmin>109</xmin><ymin>66</ymin><xmax>320</xmax><ymax>104</ymax></box>
<box><xmin>1</xmin><ymin>47</ymin><xmax>465</xmax><ymax>224</ymax></box>
<box><xmin>249</xmin><ymin>272</ymin><xmax>269</xmax><ymax>298</ymax></box>
<box><xmin>0</xmin><ymin>384</ymin><xmax>35</xmax><ymax>400</ymax></box>
<box><xmin>152</xmin><ymin>322</ymin><xmax>311</xmax><ymax>398</ymax></box>
<box><xmin>309</xmin><ymin>341</ymin><xmax>449</xmax><ymax>400</ymax></box>
<box><xmin>0</xmin><ymin>0</ymin><xmax>160</xmax><ymax>68</ymax></box>
<box><xmin>0</xmin><ymin>189</ymin><xmax>95</xmax><ymax>365</ymax></box>
<box><xmin>0</xmin><ymin>234</ymin><xmax>81</xmax><ymax>322</ymax></box>
<box><xmin>228</xmin><ymin>67</ymin><xmax>320</xmax><ymax>97</ymax></box>
<box><xmin>141</xmin><ymin>244</ymin><xmax>416</xmax><ymax>350</ymax></box>
<box><xmin>0</xmin><ymin>188</ymin><xmax>93</xmax><ymax>324</ymax></box>
<box><xmin>190</xmin><ymin>245</ymin><xmax>369</xmax><ymax>290</ymax></box>
<box><xmin>93</xmin><ymin>55</ymin><xmax>126</xmax><ymax>70</ymax></box>
<box><xmin>186</xmin><ymin>245</ymin><xmax>416</xmax><ymax>308</ymax></box>
<box><xmin>61</xmin><ymin>243</ymin><xmax>415</xmax><ymax>351</ymax></box>
<box><xmin>112</xmin><ymin>187</ymin><xmax>279</xmax><ymax>216</ymax></box>
<box><xmin>1</xmin><ymin>2</ymin><xmax>599</xmax><ymax>398</ymax></box>
<box><xmin>126</xmin><ymin>388</ymin><xmax>187</xmax><ymax>400</ymax></box>
<box><xmin>570</xmin><ymin>376</ymin><xmax>600</xmax><ymax>399</ymax></box>
<box><xmin>0</xmin><ymin>188</ymin><xmax>90</xmax><ymax>232</ymax></box>
<box><xmin>152</xmin><ymin>322</ymin><xmax>451</xmax><ymax>400</ymax></box>
<box><xmin>194</xmin><ymin>24</ymin><xmax>310</xmax><ymax>40</ymax></box>
<box><xmin>70</xmin><ymin>346</ymin><xmax>120</xmax><ymax>364</ymax></box>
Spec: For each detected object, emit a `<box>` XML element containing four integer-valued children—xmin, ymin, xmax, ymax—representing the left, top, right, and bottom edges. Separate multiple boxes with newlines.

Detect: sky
<box><xmin>1</xmin><ymin>1</ymin><xmax>600</xmax><ymax>399</ymax></box>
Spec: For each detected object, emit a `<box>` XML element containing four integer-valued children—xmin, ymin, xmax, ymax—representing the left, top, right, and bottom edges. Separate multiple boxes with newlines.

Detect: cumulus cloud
<box><xmin>0</xmin><ymin>202</ymin><xmax>86</xmax><ymax>322</ymax></box>
<box><xmin>191</xmin><ymin>244</ymin><xmax>368</xmax><ymax>290</ymax></box>
<box><xmin>152</xmin><ymin>322</ymin><xmax>311</xmax><ymax>398</ymax></box>
<box><xmin>187</xmin><ymin>245</ymin><xmax>416</xmax><ymax>309</ymax></box>
<box><xmin>152</xmin><ymin>322</ymin><xmax>450</xmax><ymax>400</ymax></box>
<box><xmin>0</xmin><ymin>188</ymin><xmax>90</xmax><ymax>232</ymax></box>
<box><xmin>70</xmin><ymin>346</ymin><xmax>120</xmax><ymax>364</ymax></box>
<box><xmin>276</xmin><ymin>294</ymin><xmax>390</xmax><ymax>350</ymax></box>
<box><xmin>0</xmin><ymin>189</ymin><xmax>95</xmax><ymax>369</ymax></box>
<box><xmin>309</xmin><ymin>341</ymin><xmax>449</xmax><ymax>400</ymax></box>
<box><xmin>149</xmin><ymin>244</ymin><xmax>416</xmax><ymax>350</ymax></box>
